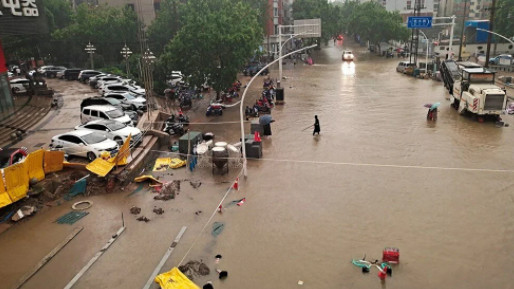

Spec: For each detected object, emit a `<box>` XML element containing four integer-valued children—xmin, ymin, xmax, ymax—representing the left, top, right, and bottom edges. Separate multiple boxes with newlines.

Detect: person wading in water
<box><xmin>313</xmin><ymin>115</ymin><xmax>320</xmax><ymax>135</ymax></box>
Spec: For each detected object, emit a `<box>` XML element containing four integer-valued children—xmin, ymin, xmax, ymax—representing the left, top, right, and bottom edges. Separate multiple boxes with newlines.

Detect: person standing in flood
<box><xmin>313</xmin><ymin>115</ymin><xmax>320</xmax><ymax>135</ymax></box>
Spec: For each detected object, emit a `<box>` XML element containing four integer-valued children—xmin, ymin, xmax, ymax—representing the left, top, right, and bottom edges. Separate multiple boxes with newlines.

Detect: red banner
<box><xmin>0</xmin><ymin>39</ymin><xmax>7</xmax><ymax>73</ymax></box>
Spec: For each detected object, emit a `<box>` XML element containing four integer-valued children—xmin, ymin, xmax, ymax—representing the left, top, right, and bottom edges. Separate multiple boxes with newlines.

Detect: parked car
<box><xmin>396</xmin><ymin>61</ymin><xmax>416</xmax><ymax>73</ymax></box>
<box><xmin>80</xmin><ymin>96</ymin><xmax>131</xmax><ymax>111</ymax></box>
<box><xmin>489</xmin><ymin>54</ymin><xmax>513</xmax><ymax>65</ymax></box>
<box><xmin>0</xmin><ymin>147</ymin><xmax>28</xmax><ymax>168</ymax></box>
<box><xmin>91</xmin><ymin>75</ymin><xmax>121</xmax><ymax>88</ymax></box>
<box><xmin>50</xmin><ymin>130</ymin><xmax>119</xmax><ymax>161</ymax></box>
<box><xmin>56</xmin><ymin>70</ymin><xmax>66</xmax><ymax>79</ymax></box>
<box><xmin>104</xmin><ymin>92</ymin><xmax>147</xmax><ymax>111</ymax></box>
<box><xmin>9</xmin><ymin>78</ymin><xmax>30</xmax><ymax>94</ymax></box>
<box><xmin>63</xmin><ymin>68</ymin><xmax>82</xmax><ymax>80</ymax></box>
<box><xmin>78</xmin><ymin>70</ymin><xmax>103</xmax><ymax>83</ymax></box>
<box><xmin>342</xmin><ymin>50</ymin><xmax>354</xmax><ymax>61</ymax></box>
<box><xmin>166</xmin><ymin>71</ymin><xmax>185</xmax><ymax>87</ymax></box>
<box><xmin>37</xmin><ymin>66</ymin><xmax>55</xmax><ymax>74</ymax></box>
<box><xmin>80</xmin><ymin>105</ymin><xmax>133</xmax><ymax>126</ymax></box>
<box><xmin>75</xmin><ymin>120</ymin><xmax>142</xmax><ymax>146</ymax></box>
<box><xmin>44</xmin><ymin>66</ymin><xmax>67</xmax><ymax>78</ymax></box>
<box><xmin>100</xmin><ymin>84</ymin><xmax>145</xmax><ymax>96</ymax></box>
<box><xmin>243</xmin><ymin>63</ymin><xmax>269</xmax><ymax>76</ymax></box>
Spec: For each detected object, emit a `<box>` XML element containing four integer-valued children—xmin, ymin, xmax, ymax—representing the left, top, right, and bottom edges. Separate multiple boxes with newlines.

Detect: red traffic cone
<box><xmin>233</xmin><ymin>177</ymin><xmax>239</xmax><ymax>191</ymax></box>
<box><xmin>218</xmin><ymin>205</ymin><xmax>222</xmax><ymax>213</ymax></box>
<box><xmin>254</xmin><ymin>131</ymin><xmax>261</xmax><ymax>142</ymax></box>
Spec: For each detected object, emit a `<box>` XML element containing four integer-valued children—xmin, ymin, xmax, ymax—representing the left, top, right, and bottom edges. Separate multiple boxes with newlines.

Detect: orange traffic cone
<box><xmin>233</xmin><ymin>177</ymin><xmax>239</xmax><ymax>191</ymax></box>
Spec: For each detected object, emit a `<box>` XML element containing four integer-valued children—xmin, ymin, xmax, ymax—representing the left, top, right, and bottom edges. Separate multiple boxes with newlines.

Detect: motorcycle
<box><xmin>245</xmin><ymin>106</ymin><xmax>259</xmax><ymax>118</ymax></box>
<box><xmin>163</xmin><ymin>117</ymin><xmax>185</xmax><ymax>136</ymax></box>
<box><xmin>206</xmin><ymin>103</ymin><xmax>224</xmax><ymax>116</ymax></box>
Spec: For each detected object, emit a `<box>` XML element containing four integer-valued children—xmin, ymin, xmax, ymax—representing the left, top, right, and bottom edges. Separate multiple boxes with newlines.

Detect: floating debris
<box><xmin>136</xmin><ymin>216</ymin><xmax>150</xmax><ymax>222</ymax></box>
<box><xmin>153</xmin><ymin>207</ymin><xmax>164</xmax><ymax>215</ymax></box>
<box><xmin>130</xmin><ymin>206</ymin><xmax>141</xmax><ymax>215</ymax></box>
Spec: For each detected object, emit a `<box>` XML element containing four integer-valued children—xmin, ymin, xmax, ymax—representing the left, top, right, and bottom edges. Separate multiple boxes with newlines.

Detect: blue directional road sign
<box><xmin>407</xmin><ymin>16</ymin><xmax>433</xmax><ymax>29</ymax></box>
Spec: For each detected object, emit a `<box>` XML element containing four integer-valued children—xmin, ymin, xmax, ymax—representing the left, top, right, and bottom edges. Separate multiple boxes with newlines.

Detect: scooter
<box><xmin>206</xmin><ymin>103</ymin><xmax>224</xmax><ymax>116</ymax></box>
<box><xmin>163</xmin><ymin>117</ymin><xmax>185</xmax><ymax>136</ymax></box>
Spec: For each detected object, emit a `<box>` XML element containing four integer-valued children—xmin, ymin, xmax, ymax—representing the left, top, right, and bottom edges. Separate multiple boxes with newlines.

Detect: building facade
<box><xmin>384</xmin><ymin>0</ymin><xmax>435</xmax><ymax>21</ymax></box>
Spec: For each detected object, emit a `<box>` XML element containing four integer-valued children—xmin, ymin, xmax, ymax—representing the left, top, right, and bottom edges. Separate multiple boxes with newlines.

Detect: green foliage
<box><xmin>146</xmin><ymin>0</ymin><xmax>185</xmax><ymax>55</ymax></box>
<box><xmin>292</xmin><ymin>0</ymin><xmax>409</xmax><ymax>44</ymax></box>
<box><xmin>494</xmin><ymin>0</ymin><xmax>514</xmax><ymax>40</ymax></box>
<box><xmin>161</xmin><ymin>0</ymin><xmax>263</xmax><ymax>94</ymax></box>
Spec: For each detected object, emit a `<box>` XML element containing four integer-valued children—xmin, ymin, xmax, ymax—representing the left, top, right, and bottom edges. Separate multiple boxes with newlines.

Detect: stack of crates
<box><xmin>382</xmin><ymin>247</ymin><xmax>399</xmax><ymax>264</ymax></box>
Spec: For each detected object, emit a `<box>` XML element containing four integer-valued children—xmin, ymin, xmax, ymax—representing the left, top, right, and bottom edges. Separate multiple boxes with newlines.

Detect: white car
<box><xmin>100</xmin><ymin>84</ymin><xmax>145</xmax><ymax>96</ymax></box>
<box><xmin>166</xmin><ymin>71</ymin><xmax>184</xmax><ymax>87</ymax></box>
<box><xmin>50</xmin><ymin>130</ymin><xmax>119</xmax><ymax>161</ymax></box>
<box><xmin>75</xmin><ymin>119</ymin><xmax>142</xmax><ymax>146</ymax></box>
<box><xmin>342</xmin><ymin>51</ymin><xmax>354</xmax><ymax>61</ymax></box>
<box><xmin>9</xmin><ymin>78</ymin><xmax>31</xmax><ymax>94</ymax></box>
<box><xmin>104</xmin><ymin>92</ymin><xmax>147</xmax><ymax>111</ymax></box>
<box><xmin>80</xmin><ymin>105</ymin><xmax>133</xmax><ymax>126</ymax></box>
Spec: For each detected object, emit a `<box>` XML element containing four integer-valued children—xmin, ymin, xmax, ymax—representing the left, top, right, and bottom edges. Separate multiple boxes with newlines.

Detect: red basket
<box><xmin>382</xmin><ymin>247</ymin><xmax>399</xmax><ymax>264</ymax></box>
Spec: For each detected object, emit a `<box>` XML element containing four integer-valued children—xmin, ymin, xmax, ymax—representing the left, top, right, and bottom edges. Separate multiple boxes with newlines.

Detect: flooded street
<box><xmin>1</xmin><ymin>41</ymin><xmax>514</xmax><ymax>289</ymax></box>
<box><xmin>188</xmin><ymin>42</ymin><xmax>514</xmax><ymax>289</ymax></box>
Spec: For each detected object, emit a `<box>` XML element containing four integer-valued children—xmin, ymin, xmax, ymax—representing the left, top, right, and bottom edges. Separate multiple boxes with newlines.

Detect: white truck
<box><xmin>450</xmin><ymin>68</ymin><xmax>507</xmax><ymax>119</ymax></box>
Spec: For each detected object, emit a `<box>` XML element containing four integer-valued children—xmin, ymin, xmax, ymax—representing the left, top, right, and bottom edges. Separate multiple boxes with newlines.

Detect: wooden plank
<box><xmin>142</xmin><ymin>226</ymin><xmax>187</xmax><ymax>289</ymax></box>
<box><xmin>63</xmin><ymin>226</ymin><xmax>125</xmax><ymax>289</ymax></box>
<box><xmin>10</xmin><ymin>226</ymin><xmax>83</xmax><ymax>289</ymax></box>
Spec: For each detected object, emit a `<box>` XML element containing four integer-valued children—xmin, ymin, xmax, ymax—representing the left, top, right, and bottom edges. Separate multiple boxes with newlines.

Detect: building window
<box><xmin>154</xmin><ymin>1</ymin><xmax>160</xmax><ymax>11</ymax></box>
<box><xmin>274</xmin><ymin>7</ymin><xmax>278</xmax><ymax>17</ymax></box>
<box><xmin>406</xmin><ymin>1</ymin><xmax>411</xmax><ymax>9</ymax></box>
<box><xmin>126</xmin><ymin>3</ymin><xmax>135</xmax><ymax>10</ymax></box>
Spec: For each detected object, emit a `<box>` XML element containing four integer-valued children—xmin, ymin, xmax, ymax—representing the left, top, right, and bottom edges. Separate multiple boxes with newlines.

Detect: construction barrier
<box><xmin>86</xmin><ymin>135</ymin><xmax>132</xmax><ymax>177</ymax></box>
<box><xmin>4</xmin><ymin>162</ymin><xmax>29</xmax><ymax>202</ymax></box>
<box><xmin>44</xmin><ymin>150</ymin><xmax>65</xmax><ymax>173</ymax></box>
<box><xmin>85</xmin><ymin>158</ymin><xmax>115</xmax><ymax>177</ymax></box>
<box><xmin>25</xmin><ymin>149</ymin><xmax>45</xmax><ymax>181</ymax></box>
<box><xmin>0</xmin><ymin>174</ymin><xmax>12</xmax><ymax>208</ymax></box>
<box><xmin>155</xmin><ymin>267</ymin><xmax>200</xmax><ymax>289</ymax></box>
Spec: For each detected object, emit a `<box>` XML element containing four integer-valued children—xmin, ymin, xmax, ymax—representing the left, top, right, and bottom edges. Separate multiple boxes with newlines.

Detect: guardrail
<box><xmin>490</xmin><ymin>64</ymin><xmax>514</xmax><ymax>72</ymax></box>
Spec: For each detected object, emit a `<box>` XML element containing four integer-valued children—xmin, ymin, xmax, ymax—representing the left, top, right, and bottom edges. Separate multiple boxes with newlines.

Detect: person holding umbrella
<box><xmin>424</xmin><ymin>102</ymin><xmax>440</xmax><ymax>121</ymax></box>
<box><xmin>259</xmin><ymin>115</ymin><xmax>274</xmax><ymax>136</ymax></box>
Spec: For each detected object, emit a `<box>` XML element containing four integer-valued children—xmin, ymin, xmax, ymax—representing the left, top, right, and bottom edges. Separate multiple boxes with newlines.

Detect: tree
<box><xmin>161</xmin><ymin>0</ymin><xmax>263</xmax><ymax>96</ymax></box>
<box><xmin>51</xmin><ymin>4</ymin><xmax>139</xmax><ymax>67</ymax></box>
<box><xmin>347</xmin><ymin>2</ymin><xmax>409</xmax><ymax>51</ymax></box>
<box><xmin>494</xmin><ymin>0</ymin><xmax>514</xmax><ymax>41</ymax></box>
<box><xmin>146</xmin><ymin>0</ymin><xmax>186</xmax><ymax>55</ymax></box>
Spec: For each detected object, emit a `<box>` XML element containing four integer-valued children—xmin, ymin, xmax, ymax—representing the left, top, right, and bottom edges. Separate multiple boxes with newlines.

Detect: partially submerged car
<box><xmin>0</xmin><ymin>147</ymin><xmax>28</xmax><ymax>168</ymax></box>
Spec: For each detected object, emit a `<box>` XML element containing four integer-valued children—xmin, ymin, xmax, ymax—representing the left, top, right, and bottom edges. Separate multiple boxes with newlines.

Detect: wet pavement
<box><xmin>1</xmin><ymin>40</ymin><xmax>514</xmax><ymax>289</ymax></box>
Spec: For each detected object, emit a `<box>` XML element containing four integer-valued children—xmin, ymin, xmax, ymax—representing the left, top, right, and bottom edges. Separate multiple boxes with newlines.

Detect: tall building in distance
<box><xmin>384</xmin><ymin>0</ymin><xmax>435</xmax><ymax>21</ymax></box>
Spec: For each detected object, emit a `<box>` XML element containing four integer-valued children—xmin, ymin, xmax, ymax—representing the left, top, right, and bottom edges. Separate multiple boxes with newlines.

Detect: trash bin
<box><xmin>275</xmin><ymin>88</ymin><xmax>284</xmax><ymax>102</ymax></box>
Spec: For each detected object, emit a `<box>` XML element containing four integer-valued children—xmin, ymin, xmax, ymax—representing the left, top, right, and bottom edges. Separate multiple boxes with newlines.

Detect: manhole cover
<box><xmin>33</xmin><ymin>142</ymin><xmax>45</xmax><ymax>147</ymax></box>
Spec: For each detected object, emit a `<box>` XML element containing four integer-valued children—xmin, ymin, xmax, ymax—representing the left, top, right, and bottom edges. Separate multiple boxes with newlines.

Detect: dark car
<box><xmin>44</xmin><ymin>66</ymin><xmax>67</xmax><ymax>78</ymax></box>
<box><xmin>243</xmin><ymin>63</ymin><xmax>269</xmax><ymax>76</ymax></box>
<box><xmin>78</xmin><ymin>70</ymin><xmax>103</xmax><ymax>83</ymax></box>
<box><xmin>0</xmin><ymin>147</ymin><xmax>28</xmax><ymax>168</ymax></box>
<box><xmin>64</xmin><ymin>69</ymin><xmax>82</xmax><ymax>80</ymax></box>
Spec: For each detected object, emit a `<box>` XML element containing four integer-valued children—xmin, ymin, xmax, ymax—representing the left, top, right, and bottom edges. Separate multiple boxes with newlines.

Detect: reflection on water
<box><xmin>341</xmin><ymin>61</ymin><xmax>356</xmax><ymax>76</ymax></box>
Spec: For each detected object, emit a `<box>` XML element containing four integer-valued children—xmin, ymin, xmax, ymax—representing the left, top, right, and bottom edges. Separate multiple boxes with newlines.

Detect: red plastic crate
<box><xmin>382</xmin><ymin>247</ymin><xmax>400</xmax><ymax>264</ymax></box>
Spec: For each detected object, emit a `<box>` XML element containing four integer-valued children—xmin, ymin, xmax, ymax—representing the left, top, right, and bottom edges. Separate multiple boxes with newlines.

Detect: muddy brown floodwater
<box><xmin>1</xmin><ymin>41</ymin><xmax>514</xmax><ymax>289</ymax></box>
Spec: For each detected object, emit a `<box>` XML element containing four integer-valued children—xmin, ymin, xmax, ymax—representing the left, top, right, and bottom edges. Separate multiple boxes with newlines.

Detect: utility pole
<box><xmin>84</xmin><ymin>42</ymin><xmax>96</xmax><ymax>69</ymax></box>
<box><xmin>409</xmin><ymin>0</ymin><xmax>421</xmax><ymax>64</ymax></box>
<box><xmin>485</xmin><ymin>0</ymin><xmax>496</xmax><ymax>68</ymax></box>
<box><xmin>457</xmin><ymin>0</ymin><xmax>469</xmax><ymax>61</ymax></box>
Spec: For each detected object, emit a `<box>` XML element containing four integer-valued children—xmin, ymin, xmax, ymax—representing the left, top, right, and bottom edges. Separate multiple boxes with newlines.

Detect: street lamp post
<box><xmin>239</xmin><ymin>44</ymin><xmax>317</xmax><ymax>177</ymax></box>
<box><xmin>120</xmin><ymin>44</ymin><xmax>133</xmax><ymax>76</ymax></box>
<box><xmin>142</xmin><ymin>48</ymin><xmax>156</xmax><ymax>118</ymax></box>
<box><xmin>418</xmin><ymin>30</ymin><xmax>429</xmax><ymax>74</ymax></box>
<box><xmin>278</xmin><ymin>25</ymin><xmax>317</xmax><ymax>82</ymax></box>
<box><xmin>84</xmin><ymin>42</ymin><xmax>96</xmax><ymax>69</ymax></box>
<box><xmin>458</xmin><ymin>0</ymin><xmax>469</xmax><ymax>61</ymax></box>
<box><xmin>475</xmin><ymin>28</ymin><xmax>514</xmax><ymax>46</ymax></box>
